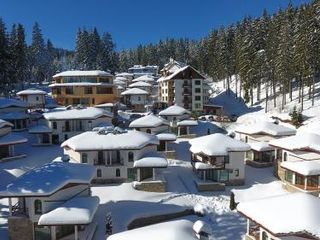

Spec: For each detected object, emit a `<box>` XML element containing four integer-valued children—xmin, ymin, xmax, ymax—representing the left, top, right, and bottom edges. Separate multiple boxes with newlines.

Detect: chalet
<box><xmin>17</xmin><ymin>88</ymin><xmax>47</xmax><ymax>109</ymax></box>
<box><xmin>1</xmin><ymin>160</ymin><xmax>99</xmax><ymax>240</ymax></box>
<box><xmin>129</xmin><ymin>113</ymin><xmax>169</xmax><ymax>134</ymax></box>
<box><xmin>237</xmin><ymin>193</ymin><xmax>320</xmax><ymax>240</ymax></box>
<box><xmin>0</xmin><ymin>98</ymin><xmax>29</xmax><ymax>131</ymax></box>
<box><xmin>121</xmin><ymin>88</ymin><xmax>149</xmax><ymax>112</ymax></box>
<box><xmin>0</xmin><ymin>119</ymin><xmax>27</xmax><ymax>161</ymax></box>
<box><xmin>61</xmin><ymin>128</ymin><xmax>168</xmax><ymax>191</ymax></box>
<box><xmin>236</xmin><ymin>122</ymin><xmax>296</xmax><ymax>167</ymax></box>
<box><xmin>43</xmin><ymin>106</ymin><xmax>113</xmax><ymax>144</ymax></box>
<box><xmin>158</xmin><ymin>105</ymin><xmax>191</xmax><ymax>127</ymax></box>
<box><xmin>189</xmin><ymin>133</ymin><xmax>250</xmax><ymax>190</ymax></box>
<box><xmin>269</xmin><ymin>132</ymin><xmax>320</xmax><ymax>194</ymax></box>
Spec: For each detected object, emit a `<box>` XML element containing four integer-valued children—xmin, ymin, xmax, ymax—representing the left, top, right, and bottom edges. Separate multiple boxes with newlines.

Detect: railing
<box><xmin>93</xmin><ymin>159</ymin><xmax>124</xmax><ymax>166</ymax></box>
<box><xmin>12</xmin><ymin>202</ymin><xmax>28</xmax><ymax>217</ymax></box>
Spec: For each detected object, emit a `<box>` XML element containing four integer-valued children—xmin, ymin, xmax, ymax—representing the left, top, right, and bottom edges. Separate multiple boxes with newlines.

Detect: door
<box><xmin>127</xmin><ymin>168</ymin><xmax>137</xmax><ymax>181</ymax></box>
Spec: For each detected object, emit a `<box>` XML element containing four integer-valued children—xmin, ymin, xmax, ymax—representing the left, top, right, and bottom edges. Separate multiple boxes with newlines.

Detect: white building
<box><xmin>237</xmin><ymin>193</ymin><xmax>320</xmax><ymax>240</ymax></box>
<box><xmin>61</xmin><ymin>128</ymin><xmax>168</xmax><ymax>185</ymax></box>
<box><xmin>0</xmin><ymin>119</ymin><xmax>27</xmax><ymax>161</ymax></box>
<box><xmin>159</xmin><ymin>105</ymin><xmax>191</xmax><ymax>127</ymax></box>
<box><xmin>17</xmin><ymin>88</ymin><xmax>47</xmax><ymax>109</ymax></box>
<box><xmin>2</xmin><ymin>160</ymin><xmax>99</xmax><ymax>240</ymax></box>
<box><xmin>121</xmin><ymin>88</ymin><xmax>149</xmax><ymax>112</ymax></box>
<box><xmin>43</xmin><ymin>106</ymin><xmax>113</xmax><ymax>143</ymax></box>
<box><xmin>129</xmin><ymin>113</ymin><xmax>169</xmax><ymax>134</ymax></box>
<box><xmin>189</xmin><ymin>133</ymin><xmax>250</xmax><ymax>189</ymax></box>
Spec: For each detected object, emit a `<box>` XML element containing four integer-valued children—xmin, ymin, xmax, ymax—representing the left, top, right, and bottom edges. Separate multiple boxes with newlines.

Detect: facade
<box><xmin>43</xmin><ymin>107</ymin><xmax>113</xmax><ymax>144</ymax></box>
<box><xmin>0</xmin><ymin>98</ymin><xmax>29</xmax><ymax>131</ymax></box>
<box><xmin>269</xmin><ymin>132</ymin><xmax>320</xmax><ymax>195</ymax></box>
<box><xmin>236</xmin><ymin>122</ymin><xmax>296</xmax><ymax>167</ymax></box>
<box><xmin>50</xmin><ymin>70</ymin><xmax>116</xmax><ymax>106</ymax></box>
<box><xmin>28</xmin><ymin>125</ymin><xmax>53</xmax><ymax>145</ymax></box>
<box><xmin>129</xmin><ymin>114</ymin><xmax>169</xmax><ymax>134</ymax></box>
<box><xmin>121</xmin><ymin>88</ymin><xmax>149</xmax><ymax>112</ymax></box>
<box><xmin>62</xmin><ymin>129</ymin><xmax>167</xmax><ymax>184</ymax></box>
<box><xmin>189</xmin><ymin>133</ymin><xmax>250</xmax><ymax>186</ymax></box>
<box><xmin>128</xmin><ymin>65</ymin><xmax>159</xmax><ymax>78</ymax></box>
<box><xmin>17</xmin><ymin>89</ymin><xmax>47</xmax><ymax>109</ymax></box>
<box><xmin>158</xmin><ymin>59</ymin><xmax>206</xmax><ymax>112</ymax></box>
<box><xmin>0</xmin><ymin>119</ymin><xmax>27</xmax><ymax>161</ymax></box>
<box><xmin>2</xmin><ymin>160</ymin><xmax>99</xmax><ymax>240</ymax></box>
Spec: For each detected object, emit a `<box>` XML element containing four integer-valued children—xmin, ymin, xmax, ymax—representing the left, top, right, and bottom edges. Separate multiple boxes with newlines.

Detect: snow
<box><xmin>61</xmin><ymin>130</ymin><xmax>159</xmax><ymax>151</ymax></box>
<box><xmin>269</xmin><ymin>132</ymin><xmax>320</xmax><ymax>152</ymax></box>
<box><xmin>237</xmin><ymin>193</ymin><xmax>320</xmax><ymax>238</ymax></box>
<box><xmin>38</xmin><ymin>196</ymin><xmax>99</xmax><ymax>225</ymax></box>
<box><xmin>247</xmin><ymin>142</ymin><xmax>274</xmax><ymax>152</ymax></box>
<box><xmin>107</xmin><ymin>219</ymin><xmax>198</xmax><ymax>240</ymax></box>
<box><xmin>0</xmin><ymin>133</ymin><xmax>28</xmax><ymax>146</ymax></box>
<box><xmin>128</xmin><ymin>81</ymin><xmax>152</xmax><ymax>88</ymax></box>
<box><xmin>114</xmin><ymin>76</ymin><xmax>128</xmax><ymax>82</ymax></box>
<box><xmin>49</xmin><ymin>82</ymin><xmax>113</xmax><ymax>87</ymax></box>
<box><xmin>235</xmin><ymin>121</ymin><xmax>296</xmax><ymax>136</ymax></box>
<box><xmin>189</xmin><ymin>133</ymin><xmax>251</xmax><ymax>156</ymax></box>
<box><xmin>53</xmin><ymin>70</ymin><xmax>112</xmax><ymax>78</ymax></box>
<box><xmin>177</xmin><ymin>120</ymin><xmax>198</xmax><ymax>126</ymax></box>
<box><xmin>0</xmin><ymin>98</ymin><xmax>27</xmax><ymax>109</ymax></box>
<box><xmin>95</xmin><ymin>103</ymin><xmax>114</xmax><ymax>107</ymax></box>
<box><xmin>159</xmin><ymin>105</ymin><xmax>191</xmax><ymax>116</ymax></box>
<box><xmin>132</xmin><ymin>75</ymin><xmax>154</xmax><ymax>82</ymax></box>
<box><xmin>2</xmin><ymin>161</ymin><xmax>95</xmax><ymax>196</ymax></box>
<box><xmin>0</xmin><ymin>112</ymin><xmax>29</xmax><ymax>120</ymax></box>
<box><xmin>43</xmin><ymin>107</ymin><xmax>112</xmax><ymax>120</ymax></box>
<box><xmin>194</xmin><ymin>162</ymin><xmax>214</xmax><ymax>170</ymax></box>
<box><xmin>281</xmin><ymin>160</ymin><xmax>320</xmax><ymax>176</ymax></box>
<box><xmin>156</xmin><ymin>133</ymin><xmax>177</xmax><ymax>141</ymax></box>
<box><xmin>129</xmin><ymin>114</ymin><xmax>168</xmax><ymax>128</ymax></box>
<box><xmin>193</xmin><ymin>220</ymin><xmax>212</xmax><ymax>235</ymax></box>
<box><xmin>133</xmin><ymin>152</ymin><xmax>168</xmax><ymax>168</ymax></box>
<box><xmin>232</xmin><ymin>181</ymin><xmax>287</xmax><ymax>203</ymax></box>
<box><xmin>0</xmin><ymin>120</ymin><xmax>13</xmax><ymax>129</ymax></box>
<box><xmin>157</xmin><ymin>65</ymin><xmax>205</xmax><ymax>82</ymax></box>
<box><xmin>121</xmin><ymin>88</ymin><xmax>149</xmax><ymax>95</ymax></box>
<box><xmin>28</xmin><ymin>125</ymin><xmax>52</xmax><ymax>134</ymax></box>
<box><xmin>17</xmin><ymin>88</ymin><xmax>47</xmax><ymax>95</ymax></box>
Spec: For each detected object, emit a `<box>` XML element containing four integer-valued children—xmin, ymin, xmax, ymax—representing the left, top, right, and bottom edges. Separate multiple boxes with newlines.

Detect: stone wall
<box><xmin>226</xmin><ymin>178</ymin><xmax>245</xmax><ymax>186</ymax></box>
<box><xmin>195</xmin><ymin>181</ymin><xmax>226</xmax><ymax>192</ymax></box>
<box><xmin>8</xmin><ymin>216</ymin><xmax>33</xmax><ymax>240</ymax></box>
<box><xmin>133</xmin><ymin>181</ymin><xmax>166</xmax><ymax>192</ymax></box>
<box><xmin>245</xmin><ymin>160</ymin><xmax>274</xmax><ymax>168</ymax></box>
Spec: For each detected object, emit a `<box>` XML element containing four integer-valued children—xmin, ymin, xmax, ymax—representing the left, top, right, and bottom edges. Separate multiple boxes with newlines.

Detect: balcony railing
<box><xmin>12</xmin><ymin>202</ymin><xmax>28</xmax><ymax>217</ymax></box>
<box><xmin>94</xmin><ymin>158</ymin><xmax>124</xmax><ymax>166</ymax></box>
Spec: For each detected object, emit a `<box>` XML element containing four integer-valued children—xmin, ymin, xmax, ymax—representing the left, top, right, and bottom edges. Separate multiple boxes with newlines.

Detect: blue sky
<box><xmin>0</xmin><ymin>0</ymin><xmax>312</xmax><ymax>50</ymax></box>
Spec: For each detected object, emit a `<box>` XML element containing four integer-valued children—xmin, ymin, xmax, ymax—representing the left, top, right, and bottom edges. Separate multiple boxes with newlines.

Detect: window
<box><xmin>146</xmin><ymin>129</ymin><xmax>151</xmax><ymax>134</ymax></box>
<box><xmin>52</xmin><ymin>122</ymin><xmax>57</xmax><ymax>129</ymax></box>
<box><xmin>34</xmin><ymin>199</ymin><xmax>42</xmax><ymax>214</ymax></box>
<box><xmin>195</xmin><ymin>96</ymin><xmax>201</xmax><ymax>101</ymax></box>
<box><xmin>138</xmin><ymin>96</ymin><xmax>141</xmax><ymax>101</ymax></box>
<box><xmin>56</xmin><ymin>87</ymin><xmax>61</xmax><ymax>94</ymax></box>
<box><xmin>97</xmin><ymin>87</ymin><xmax>113</xmax><ymax>94</ymax></box>
<box><xmin>283</xmin><ymin>152</ymin><xmax>287</xmax><ymax>162</ymax></box>
<box><xmin>65</xmin><ymin>87</ymin><xmax>73</xmax><ymax>95</ymax></box>
<box><xmin>36</xmin><ymin>96</ymin><xmax>39</xmax><ymax>101</ymax></box>
<box><xmin>128</xmin><ymin>152</ymin><xmax>134</xmax><ymax>162</ymax></box>
<box><xmin>116</xmin><ymin>168</ymin><xmax>120</xmax><ymax>177</ymax></box>
<box><xmin>224</xmin><ymin>156</ymin><xmax>230</xmax><ymax>164</ymax></box>
<box><xmin>97</xmin><ymin>169</ymin><xmax>102</xmax><ymax>177</ymax></box>
<box><xmin>195</xmin><ymin>80</ymin><xmax>201</xmax><ymax>85</ymax></box>
<box><xmin>285</xmin><ymin>170</ymin><xmax>293</xmax><ymax>183</ymax></box>
<box><xmin>245</xmin><ymin>136</ymin><xmax>248</xmax><ymax>143</ymax></box>
<box><xmin>234</xmin><ymin>169</ymin><xmax>239</xmax><ymax>177</ymax></box>
<box><xmin>82</xmin><ymin>153</ymin><xmax>88</xmax><ymax>163</ymax></box>
<box><xmin>92</xmin><ymin>98</ymin><xmax>95</xmax><ymax>104</ymax></box>
<box><xmin>195</xmin><ymin>88</ymin><xmax>201</xmax><ymax>93</ymax></box>
<box><xmin>262</xmin><ymin>231</ymin><xmax>268</xmax><ymax>240</ymax></box>
<box><xmin>84</xmin><ymin>87</ymin><xmax>93</xmax><ymax>94</ymax></box>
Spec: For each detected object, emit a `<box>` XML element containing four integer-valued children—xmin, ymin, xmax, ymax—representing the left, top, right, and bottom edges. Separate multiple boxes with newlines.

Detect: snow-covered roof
<box><xmin>114</xmin><ymin>76</ymin><xmax>128</xmax><ymax>81</ymax></box>
<box><xmin>0</xmin><ymin>119</ymin><xmax>13</xmax><ymax>128</ymax></box>
<box><xmin>235</xmin><ymin>121</ymin><xmax>296</xmax><ymax>136</ymax></box>
<box><xmin>114</xmin><ymin>80</ymin><xmax>126</xmax><ymax>85</ymax></box>
<box><xmin>29</xmin><ymin>125</ymin><xmax>52</xmax><ymax>134</ymax></box>
<box><xmin>237</xmin><ymin>193</ymin><xmax>320</xmax><ymax>238</ymax></box>
<box><xmin>232</xmin><ymin>181</ymin><xmax>287</xmax><ymax>203</ymax></box>
<box><xmin>269</xmin><ymin>132</ymin><xmax>320</xmax><ymax>153</ymax></box>
<box><xmin>2</xmin><ymin>162</ymin><xmax>96</xmax><ymax>197</ymax></box>
<box><xmin>0</xmin><ymin>98</ymin><xmax>27</xmax><ymax>109</ymax></box>
<box><xmin>156</xmin><ymin>133</ymin><xmax>177</xmax><ymax>141</ymax></box>
<box><xmin>0</xmin><ymin>112</ymin><xmax>29</xmax><ymax>120</ymax></box>
<box><xmin>95</xmin><ymin>103</ymin><xmax>114</xmax><ymax>108</ymax></box>
<box><xmin>129</xmin><ymin>81</ymin><xmax>152</xmax><ymax>88</ymax></box>
<box><xmin>61</xmin><ymin>130</ymin><xmax>159</xmax><ymax>151</ymax></box>
<box><xmin>281</xmin><ymin>160</ymin><xmax>320</xmax><ymax>176</ymax></box>
<box><xmin>53</xmin><ymin>70</ymin><xmax>112</xmax><ymax>78</ymax></box>
<box><xmin>194</xmin><ymin>162</ymin><xmax>215</xmax><ymax>170</ymax></box>
<box><xmin>121</xmin><ymin>88</ymin><xmax>149</xmax><ymax>95</ymax></box>
<box><xmin>107</xmin><ymin>219</ymin><xmax>197</xmax><ymax>240</ymax></box>
<box><xmin>49</xmin><ymin>82</ymin><xmax>113</xmax><ymax>87</ymax></box>
<box><xmin>116</xmin><ymin>72</ymin><xmax>134</xmax><ymax>77</ymax></box>
<box><xmin>17</xmin><ymin>88</ymin><xmax>47</xmax><ymax>95</ymax></box>
<box><xmin>193</xmin><ymin>220</ymin><xmax>212</xmax><ymax>235</ymax></box>
<box><xmin>38</xmin><ymin>196</ymin><xmax>99</xmax><ymax>225</ymax></box>
<box><xmin>248</xmin><ymin>142</ymin><xmax>274</xmax><ymax>152</ymax></box>
<box><xmin>158</xmin><ymin>65</ymin><xmax>205</xmax><ymax>82</ymax></box>
<box><xmin>129</xmin><ymin>114</ymin><xmax>169</xmax><ymax>128</ymax></box>
<box><xmin>133</xmin><ymin>152</ymin><xmax>168</xmax><ymax>168</ymax></box>
<box><xmin>189</xmin><ymin>133</ymin><xmax>251</xmax><ymax>156</ymax></box>
<box><xmin>159</xmin><ymin>105</ymin><xmax>191</xmax><ymax>116</ymax></box>
<box><xmin>177</xmin><ymin>120</ymin><xmax>198</xmax><ymax>126</ymax></box>
<box><xmin>43</xmin><ymin>107</ymin><xmax>112</xmax><ymax>120</ymax></box>
<box><xmin>132</xmin><ymin>75</ymin><xmax>154</xmax><ymax>82</ymax></box>
<box><xmin>0</xmin><ymin>133</ymin><xmax>27</xmax><ymax>146</ymax></box>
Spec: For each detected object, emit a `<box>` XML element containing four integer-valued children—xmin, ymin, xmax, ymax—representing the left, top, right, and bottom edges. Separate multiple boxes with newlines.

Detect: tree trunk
<box><xmin>289</xmin><ymin>78</ymin><xmax>292</xmax><ymax>102</ymax></box>
<box><xmin>301</xmin><ymin>76</ymin><xmax>304</xmax><ymax>111</ymax></box>
<box><xmin>265</xmin><ymin>81</ymin><xmax>268</xmax><ymax>113</ymax></box>
<box><xmin>272</xmin><ymin>73</ymin><xmax>276</xmax><ymax>108</ymax></box>
<box><xmin>235</xmin><ymin>75</ymin><xmax>238</xmax><ymax>97</ymax></box>
<box><xmin>312</xmin><ymin>70</ymin><xmax>316</xmax><ymax>106</ymax></box>
<box><xmin>239</xmin><ymin>78</ymin><xmax>242</xmax><ymax>101</ymax></box>
<box><xmin>257</xmin><ymin>79</ymin><xmax>261</xmax><ymax>102</ymax></box>
<box><xmin>250</xmin><ymin>86</ymin><xmax>253</xmax><ymax>106</ymax></box>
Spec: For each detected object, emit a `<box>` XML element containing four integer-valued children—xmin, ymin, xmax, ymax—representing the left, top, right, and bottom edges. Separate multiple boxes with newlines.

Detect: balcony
<box><xmin>11</xmin><ymin>202</ymin><xmax>28</xmax><ymax>217</ymax></box>
<box><xmin>94</xmin><ymin>158</ymin><xmax>124</xmax><ymax>166</ymax></box>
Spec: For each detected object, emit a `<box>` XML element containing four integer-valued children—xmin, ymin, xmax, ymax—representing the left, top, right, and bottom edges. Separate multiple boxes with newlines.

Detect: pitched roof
<box><xmin>43</xmin><ymin>107</ymin><xmax>112</xmax><ymax>120</ymax></box>
<box><xmin>129</xmin><ymin>114</ymin><xmax>169</xmax><ymax>128</ymax></box>
<box><xmin>53</xmin><ymin>70</ymin><xmax>112</xmax><ymax>78</ymax></box>
<box><xmin>132</xmin><ymin>75</ymin><xmax>154</xmax><ymax>82</ymax></box>
<box><xmin>235</xmin><ymin>121</ymin><xmax>296</xmax><ymax>136</ymax></box>
<box><xmin>17</xmin><ymin>88</ymin><xmax>47</xmax><ymax>95</ymax></box>
<box><xmin>158</xmin><ymin>65</ymin><xmax>205</xmax><ymax>82</ymax></box>
<box><xmin>159</xmin><ymin>105</ymin><xmax>191</xmax><ymax>116</ymax></box>
<box><xmin>0</xmin><ymin>119</ymin><xmax>13</xmax><ymax>129</ymax></box>
<box><xmin>0</xmin><ymin>98</ymin><xmax>28</xmax><ymax>109</ymax></box>
<box><xmin>281</xmin><ymin>160</ymin><xmax>320</xmax><ymax>176</ymax></box>
<box><xmin>121</xmin><ymin>88</ymin><xmax>149</xmax><ymax>95</ymax></box>
<box><xmin>129</xmin><ymin>81</ymin><xmax>152</xmax><ymax>88</ymax></box>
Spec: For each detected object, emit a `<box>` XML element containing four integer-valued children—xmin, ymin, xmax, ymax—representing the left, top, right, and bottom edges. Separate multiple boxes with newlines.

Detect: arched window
<box><xmin>146</xmin><ymin>129</ymin><xmax>151</xmax><ymax>134</ymax></box>
<box><xmin>116</xmin><ymin>168</ymin><xmax>120</xmax><ymax>177</ymax></box>
<box><xmin>262</xmin><ymin>231</ymin><xmax>268</xmax><ymax>240</ymax></box>
<box><xmin>97</xmin><ymin>169</ymin><xmax>102</xmax><ymax>178</ymax></box>
<box><xmin>34</xmin><ymin>199</ymin><xmax>42</xmax><ymax>214</ymax></box>
<box><xmin>284</xmin><ymin>152</ymin><xmax>287</xmax><ymax>162</ymax></box>
<box><xmin>128</xmin><ymin>152</ymin><xmax>134</xmax><ymax>162</ymax></box>
<box><xmin>82</xmin><ymin>153</ymin><xmax>88</xmax><ymax>163</ymax></box>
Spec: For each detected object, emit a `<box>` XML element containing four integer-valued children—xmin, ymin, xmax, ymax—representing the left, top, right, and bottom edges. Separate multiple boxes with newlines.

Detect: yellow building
<box><xmin>50</xmin><ymin>70</ymin><xmax>116</xmax><ymax>106</ymax></box>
